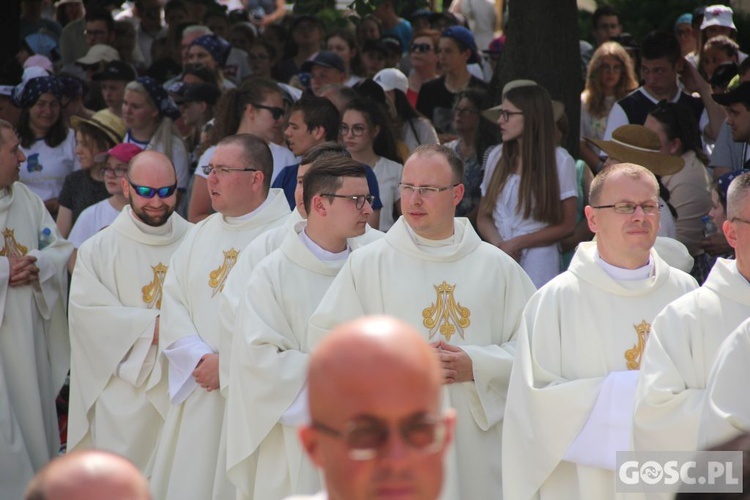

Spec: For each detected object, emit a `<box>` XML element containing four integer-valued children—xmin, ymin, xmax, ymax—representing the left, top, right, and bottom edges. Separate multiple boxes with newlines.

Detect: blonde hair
<box><xmin>480</xmin><ymin>85</ymin><xmax>561</xmax><ymax>225</ymax></box>
<box><xmin>582</xmin><ymin>41</ymin><xmax>638</xmax><ymax>118</ymax></box>
<box><xmin>124</xmin><ymin>81</ymin><xmax>181</xmax><ymax>162</ymax></box>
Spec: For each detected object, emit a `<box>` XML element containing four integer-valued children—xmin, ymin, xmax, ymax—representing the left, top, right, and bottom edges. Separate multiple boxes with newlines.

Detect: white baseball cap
<box><xmin>373</xmin><ymin>68</ymin><xmax>408</xmax><ymax>94</ymax></box>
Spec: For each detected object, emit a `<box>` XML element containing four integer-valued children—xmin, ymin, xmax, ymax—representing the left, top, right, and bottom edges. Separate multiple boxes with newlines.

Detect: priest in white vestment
<box><xmin>503</xmin><ymin>164</ymin><xmax>698</xmax><ymax>500</ymax></box>
<box><xmin>226</xmin><ymin>158</ymin><xmax>384</xmax><ymax>500</ymax></box>
<box><xmin>68</xmin><ymin>151</ymin><xmax>192</xmax><ymax>472</ymax></box>
<box><xmin>0</xmin><ymin>122</ymin><xmax>73</xmax><ymax>498</ymax></box>
<box><xmin>149</xmin><ymin>134</ymin><xmax>290</xmax><ymax>500</ymax></box>
<box><xmin>698</xmin><ymin>316</ymin><xmax>750</xmax><ymax>449</ymax></box>
<box><xmin>634</xmin><ymin>172</ymin><xmax>750</xmax><ymax>456</ymax></box>
<box><xmin>307</xmin><ymin>145</ymin><xmax>536</xmax><ymax>500</ymax></box>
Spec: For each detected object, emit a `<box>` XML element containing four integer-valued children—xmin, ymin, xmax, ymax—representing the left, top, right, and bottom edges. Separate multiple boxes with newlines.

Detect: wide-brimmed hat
<box><xmin>701</xmin><ymin>5</ymin><xmax>736</xmax><ymax>31</ymax></box>
<box><xmin>586</xmin><ymin>124</ymin><xmax>685</xmax><ymax>176</ymax></box>
<box><xmin>71</xmin><ymin>109</ymin><xmax>126</xmax><ymax>146</ymax></box>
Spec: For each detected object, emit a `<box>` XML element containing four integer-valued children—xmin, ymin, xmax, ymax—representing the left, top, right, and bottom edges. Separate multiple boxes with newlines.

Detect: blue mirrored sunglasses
<box><xmin>128</xmin><ymin>179</ymin><xmax>178</xmax><ymax>199</ymax></box>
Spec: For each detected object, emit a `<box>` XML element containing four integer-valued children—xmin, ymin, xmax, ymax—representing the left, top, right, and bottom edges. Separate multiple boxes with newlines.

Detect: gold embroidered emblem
<box><xmin>208</xmin><ymin>248</ymin><xmax>239</xmax><ymax>297</ymax></box>
<box><xmin>422</xmin><ymin>281</ymin><xmax>471</xmax><ymax>341</ymax></box>
<box><xmin>142</xmin><ymin>263</ymin><xmax>168</xmax><ymax>309</ymax></box>
<box><xmin>0</xmin><ymin>229</ymin><xmax>28</xmax><ymax>257</ymax></box>
<box><xmin>625</xmin><ymin>320</ymin><xmax>651</xmax><ymax>370</ymax></box>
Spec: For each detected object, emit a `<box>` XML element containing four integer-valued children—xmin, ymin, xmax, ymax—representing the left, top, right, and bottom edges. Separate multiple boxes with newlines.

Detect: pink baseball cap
<box><xmin>95</xmin><ymin>143</ymin><xmax>143</xmax><ymax>164</ymax></box>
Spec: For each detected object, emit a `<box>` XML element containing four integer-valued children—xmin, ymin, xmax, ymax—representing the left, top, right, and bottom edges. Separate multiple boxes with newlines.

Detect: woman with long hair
<box><xmin>580</xmin><ymin>41</ymin><xmax>638</xmax><ymax>171</ymax></box>
<box><xmin>326</xmin><ymin>29</ymin><xmax>364</xmax><ymax>88</ymax></box>
<box><xmin>187</xmin><ymin>77</ymin><xmax>295</xmax><ymax>223</ymax></box>
<box><xmin>15</xmin><ymin>75</ymin><xmax>79</xmax><ymax>217</ymax></box>
<box><xmin>478</xmin><ymin>84</ymin><xmax>578</xmax><ymax>288</ymax></box>
<box><xmin>341</xmin><ymin>97</ymin><xmax>402</xmax><ymax>231</ymax></box>
<box><xmin>122</xmin><ymin>76</ymin><xmax>190</xmax><ymax>200</ymax></box>
<box><xmin>645</xmin><ymin>101</ymin><xmax>713</xmax><ymax>279</ymax></box>
<box><xmin>57</xmin><ymin>109</ymin><xmax>125</xmax><ymax>237</ymax></box>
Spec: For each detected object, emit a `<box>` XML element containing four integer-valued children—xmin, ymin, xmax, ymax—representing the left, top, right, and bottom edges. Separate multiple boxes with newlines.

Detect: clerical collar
<box><xmin>596</xmin><ymin>251</ymin><xmax>654</xmax><ymax>281</ymax></box>
<box><xmin>224</xmin><ymin>194</ymin><xmax>271</xmax><ymax>225</ymax></box>
<box><xmin>300</xmin><ymin>228</ymin><xmax>350</xmax><ymax>262</ymax></box>
<box><xmin>128</xmin><ymin>208</ymin><xmax>173</xmax><ymax>235</ymax></box>
<box><xmin>405</xmin><ymin>223</ymin><xmax>457</xmax><ymax>248</ymax></box>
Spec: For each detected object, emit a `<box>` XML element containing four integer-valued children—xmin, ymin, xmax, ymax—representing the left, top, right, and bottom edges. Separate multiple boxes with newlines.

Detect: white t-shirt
<box><xmin>372</xmin><ymin>156</ymin><xmax>403</xmax><ymax>232</ymax></box>
<box><xmin>20</xmin><ymin>129</ymin><xmax>80</xmax><ymax>202</ymax></box>
<box><xmin>123</xmin><ymin>129</ymin><xmax>190</xmax><ymax>191</ymax></box>
<box><xmin>480</xmin><ymin>145</ymin><xmax>578</xmax><ymax>288</ymax></box>
<box><xmin>194</xmin><ymin>142</ymin><xmax>297</xmax><ymax>184</ymax></box>
<box><xmin>68</xmin><ymin>198</ymin><xmax>121</xmax><ymax>248</ymax></box>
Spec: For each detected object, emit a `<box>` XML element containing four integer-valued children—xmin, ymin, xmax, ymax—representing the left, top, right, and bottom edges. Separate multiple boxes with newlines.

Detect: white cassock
<box><xmin>67</xmin><ymin>207</ymin><xmax>192</xmax><ymax>472</ymax></box>
<box><xmin>698</xmin><ymin>317</ymin><xmax>750</xmax><ymax>449</ymax></box>
<box><xmin>149</xmin><ymin>189</ymin><xmax>289</xmax><ymax>500</ymax></box>
<box><xmin>0</xmin><ymin>183</ymin><xmax>72</xmax><ymax>496</ymax></box>
<box><xmin>633</xmin><ymin>259</ymin><xmax>750</xmax><ymax>454</ymax></box>
<box><xmin>226</xmin><ymin>220</ymin><xmax>383</xmax><ymax>500</ymax></box>
<box><xmin>502</xmin><ymin>241</ymin><xmax>698</xmax><ymax>500</ymax></box>
<box><xmin>307</xmin><ymin>217</ymin><xmax>536</xmax><ymax>500</ymax></box>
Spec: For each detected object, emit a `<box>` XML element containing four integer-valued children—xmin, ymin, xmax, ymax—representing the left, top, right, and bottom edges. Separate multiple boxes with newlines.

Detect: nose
<box><xmin>361</xmin><ymin>199</ymin><xmax>374</xmax><ymax>216</ymax></box>
<box><xmin>381</xmin><ymin>427</ymin><xmax>410</xmax><ymax>462</ymax></box>
<box><xmin>17</xmin><ymin>150</ymin><xmax>26</xmax><ymax>163</ymax></box>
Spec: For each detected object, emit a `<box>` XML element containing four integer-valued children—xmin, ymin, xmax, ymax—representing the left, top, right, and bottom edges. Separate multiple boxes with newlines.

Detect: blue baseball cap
<box><xmin>441</xmin><ymin>26</ymin><xmax>479</xmax><ymax>64</ymax></box>
<box><xmin>301</xmin><ymin>51</ymin><xmax>346</xmax><ymax>73</ymax></box>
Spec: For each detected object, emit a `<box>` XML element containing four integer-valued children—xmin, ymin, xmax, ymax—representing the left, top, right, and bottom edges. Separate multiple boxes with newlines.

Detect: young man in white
<box><xmin>0</xmin><ymin>119</ymin><xmax>72</xmax><ymax>498</ymax></box>
<box><xmin>149</xmin><ymin>133</ymin><xmax>289</xmax><ymax>500</ymax></box>
<box><xmin>633</xmin><ymin>172</ymin><xmax>750</xmax><ymax>456</ymax></box>
<box><xmin>503</xmin><ymin>163</ymin><xmax>698</xmax><ymax>500</ymax></box>
<box><xmin>67</xmin><ymin>150</ymin><xmax>191</xmax><ymax>472</ymax></box>
<box><xmin>226</xmin><ymin>157</ymin><xmax>379</xmax><ymax>499</ymax></box>
<box><xmin>307</xmin><ymin>144</ymin><xmax>536</xmax><ymax>499</ymax></box>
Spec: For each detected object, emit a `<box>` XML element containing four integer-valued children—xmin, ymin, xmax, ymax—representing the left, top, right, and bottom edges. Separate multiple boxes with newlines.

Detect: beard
<box><xmin>129</xmin><ymin>193</ymin><xmax>175</xmax><ymax>227</ymax></box>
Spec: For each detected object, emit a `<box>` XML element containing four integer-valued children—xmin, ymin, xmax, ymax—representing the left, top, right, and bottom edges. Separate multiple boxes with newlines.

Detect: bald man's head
<box><xmin>25</xmin><ymin>450</ymin><xmax>151</xmax><ymax>500</ymax></box>
<box><xmin>122</xmin><ymin>150</ymin><xmax>178</xmax><ymax>227</ymax></box>
<box><xmin>301</xmin><ymin>316</ymin><xmax>452</xmax><ymax>500</ymax></box>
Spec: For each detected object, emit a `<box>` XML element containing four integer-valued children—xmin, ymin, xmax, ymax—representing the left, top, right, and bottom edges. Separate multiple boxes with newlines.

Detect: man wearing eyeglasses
<box><xmin>633</xmin><ymin>172</ymin><xmax>750</xmax><ymax>459</ymax></box>
<box><xmin>0</xmin><ymin>119</ymin><xmax>73</xmax><ymax>497</ymax></box>
<box><xmin>67</xmin><ymin>149</ymin><xmax>192</xmax><ymax>472</ymax></box>
<box><xmin>149</xmin><ymin>133</ymin><xmax>289</xmax><ymax>500</ymax></box>
<box><xmin>307</xmin><ymin>144</ymin><xmax>536</xmax><ymax>499</ymax></box>
<box><xmin>225</xmin><ymin>157</ymin><xmax>383</xmax><ymax>500</ymax></box>
<box><xmin>503</xmin><ymin>163</ymin><xmax>698</xmax><ymax>499</ymax></box>
<box><xmin>286</xmin><ymin>315</ymin><xmax>455</xmax><ymax>500</ymax></box>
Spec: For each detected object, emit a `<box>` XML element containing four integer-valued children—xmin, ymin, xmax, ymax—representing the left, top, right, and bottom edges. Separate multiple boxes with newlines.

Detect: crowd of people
<box><xmin>5</xmin><ymin>0</ymin><xmax>750</xmax><ymax>498</ymax></box>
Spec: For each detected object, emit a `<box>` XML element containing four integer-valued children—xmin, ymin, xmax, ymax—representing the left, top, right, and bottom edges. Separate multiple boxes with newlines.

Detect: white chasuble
<box><xmin>0</xmin><ymin>183</ymin><xmax>72</xmax><ymax>493</ymax></box>
<box><xmin>502</xmin><ymin>241</ymin><xmax>697</xmax><ymax>500</ymax></box>
<box><xmin>226</xmin><ymin>220</ymin><xmax>379</xmax><ymax>500</ymax></box>
<box><xmin>698</xmin><ymin>317</ymin><xmax>750</xmax><ymax>449</ymax></box>
<box><xmin>149</xmin><ymin>189</ymin><xmax>289</xmax><ymax>500</ymax></box>
<box><xmin>68</xmin><ymin>207</ymin><xmax>192</xmax><ymax>471</ymax></box>
<box><xmin>634</xmin><ymin>259</ymin><xmax>750</xmax><ymax>454</ymax></box>
<box><xmin>307</xmin><ymin>217</ymin><xmax>536</xmax><ymax>500</ymax></box>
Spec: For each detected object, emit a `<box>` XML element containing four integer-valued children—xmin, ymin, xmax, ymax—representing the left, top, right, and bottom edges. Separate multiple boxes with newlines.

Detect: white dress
<box><xmin>481</xmin><ymin>145</ymin><xmax>578</xmax><ymax>288</ymax></box>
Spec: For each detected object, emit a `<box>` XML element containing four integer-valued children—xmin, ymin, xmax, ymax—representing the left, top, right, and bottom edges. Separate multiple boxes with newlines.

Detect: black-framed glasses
<box><xmin>321</xmin><ymin>193</ymin><xmax>375</xmax><ymax>210</ymax></box>
<box><xmin>251</xmin><ymin>102</ymin><xmax>285</xmax><ymax>120</ymax></box>
<box><xmin>398</xmin><ymin>183</ymin><xmax>458</xmax><ymax>197</ymax></box>
<box><xmin>312</xmin><ymin>414</ymin><xmax>448</xmax><ymax>461</ymax></box>
<box><xmin>410</xmin><ymin>43</ymin><xmax>433</xmax><ymax>53</ymax></box>
<box><xmin>496</xmin><ymin>109</ymin><xmax>524</xmax><ymax>122</ymax></box>
<box><xmin>202</xmin><ymin>164</ymin><xmax>259</xmax><ymax>176</ymax></box>
<box><xmin>127</xmin><ymin>179</ymin><xmax>177</xmax><ymax>199</ymax></box>
<box><xmin>102</xmin><ymin>166</ymin><xmax>128</xmax><ymax>177</ymax></box>
<box><xmin>591</xmin><ymin>202</ymin><xmax>662</xmax><ymax>215</ymax></box>
<box><xmin>340</xmin><ymin>124</ymin><xmax>367</xmax><ymax>137</ymax></box>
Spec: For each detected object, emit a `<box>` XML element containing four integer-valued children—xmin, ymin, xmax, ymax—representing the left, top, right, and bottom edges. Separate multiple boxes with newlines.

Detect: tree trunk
<box><xmin>491</xmin><ymin>0</ymin><xmax>582</xmax><ymax>156</ymax></box>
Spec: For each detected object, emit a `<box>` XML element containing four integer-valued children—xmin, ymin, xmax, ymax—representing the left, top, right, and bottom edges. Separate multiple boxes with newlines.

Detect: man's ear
<box><xmin>312</xmin><ymin>125</ymin><xmax>326</xmax><ymax>142</ymax></box>
<box><xmin>299</xmin><ymin>426</ymin><xmax>324</xmax><ymax>467</ymax></box>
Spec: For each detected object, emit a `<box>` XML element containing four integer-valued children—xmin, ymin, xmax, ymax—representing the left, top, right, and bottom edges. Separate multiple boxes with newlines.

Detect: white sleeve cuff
<box><xmin>164</xmin><ymin>335</ymin><xmax>214</xmax><ymax>405</ymax></box>
<box><xmin>279</xmin><ymin>385</ymin><xmax>310</xmax><ymax>427</ymax></box>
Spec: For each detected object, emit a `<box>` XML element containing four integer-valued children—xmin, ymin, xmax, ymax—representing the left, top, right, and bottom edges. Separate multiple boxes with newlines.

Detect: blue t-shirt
<box><xmin>272</xmin><ymin>163</ymin><xmax>384</xmax><ymax>211</ymax></box>
<box><xmin>383</xmin><ymin>19</ymin><xmax>413</xmax><ymax>54</ymax></box>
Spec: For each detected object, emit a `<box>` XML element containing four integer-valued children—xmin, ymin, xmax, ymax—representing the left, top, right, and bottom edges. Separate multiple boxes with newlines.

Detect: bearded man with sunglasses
<box><xmin>503</xmin><ymin>163</ymin><xmax>697</xmax><ymax>500</ymax></box>
<box><xmin>307</xmin><ymin>144</ymin><xmax>535</xmax><ymax>499</ymax></box>
<box><xmin>68</xmin><ymin>150</ymin><xmax>192</xmax><ymax>472</ymax></box>
<box><xmin>148</xmin><ymin>133</ymin><xmax>289</xmax><ymax>500</ymax></box>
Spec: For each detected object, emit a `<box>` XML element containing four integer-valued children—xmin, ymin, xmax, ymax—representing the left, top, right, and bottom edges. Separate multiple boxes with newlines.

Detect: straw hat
<box><xmin>70</xmin><ymin>109</ymin><xmax>126</xmax><ymax>146</ymax></box>
<box><xmin>586</xmin><ymin>124</ymin><xmax>684</xmax><ymax>176</ymax></box>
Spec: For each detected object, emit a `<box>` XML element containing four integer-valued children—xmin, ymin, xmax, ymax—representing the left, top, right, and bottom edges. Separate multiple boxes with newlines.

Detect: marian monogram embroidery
<box><xmin>0</xmin><ymin>229</ymin><xmax>28</xmax><ymax>257</ymax></box>
<box><xmin>142</xmin><ymin>263</ymin><xmax>168</xmax><ymax>309</ymax></box>
<box><xmin>208</xmin><ymin>248</ymin><xmax>239</xmax><ymax>297</ymax></box>
<box><xmin>422</xmin><ymin>281</ymin><xmax>471</xmax><ymax>341</ymax></box>
<box><xmin>625</xmin><ymin>320</ymin><xmax>651</xmax><ymax>370</ymax></box>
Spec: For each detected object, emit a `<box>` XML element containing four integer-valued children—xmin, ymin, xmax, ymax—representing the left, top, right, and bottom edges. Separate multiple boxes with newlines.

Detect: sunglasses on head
<box><xmin>128</xmin><ymin>179</ymin><xmax>178</xmax><ymax>199</ymax></box>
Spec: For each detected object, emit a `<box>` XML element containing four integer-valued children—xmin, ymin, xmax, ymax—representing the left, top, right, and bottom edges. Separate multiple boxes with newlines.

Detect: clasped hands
<box><xmin>431</xmin><ymin>340</ymin><xmax>474</xmax><ymax>385</ymax></box>
<box><xmin>8</xmin><ymin>255</ymin><xmax>39</xmax><ymax>287</ymax></box>
<box><xmin>193</xmin><ymin>353</ymin><xmax>220</xmax><ymax>392</ymax></box>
